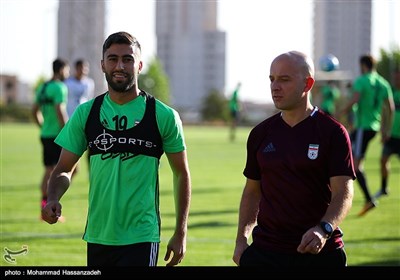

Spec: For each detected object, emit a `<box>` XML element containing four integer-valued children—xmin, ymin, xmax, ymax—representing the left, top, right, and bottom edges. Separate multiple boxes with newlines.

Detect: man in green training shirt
<box><xmin>41</xmin><ymin>32</ymin><xmax>192</xmax><ymax>267</ymax></box>
<box><xmin>32</xmin><ymin>58</ymin><xmax>69</xmax><ymax>220</ymax></box>
<box><xmin>320</xmin><ymin>80</ymin><xmax>340</xmax><ymax>116</ymax></box>
<box><xmin>229</xmin><ymin>82</ymin><xmax>241</xmax><ymax>141</ymax></box>
<box><xmin>375</xmin><ymin>68</ymin><xmax>400</xmax><ymax>199</ymax></box>
<box><xmin>340</xmin><ymin>54</ymin><xmax>394</xmax><ymax>217</ymax></box>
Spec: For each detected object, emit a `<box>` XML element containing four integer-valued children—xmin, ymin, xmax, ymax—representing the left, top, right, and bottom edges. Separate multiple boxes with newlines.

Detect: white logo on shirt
<box><xmin>308</xmin><ymin>144</ymin><xmax>319</xmax><ymax>160</ymax></box>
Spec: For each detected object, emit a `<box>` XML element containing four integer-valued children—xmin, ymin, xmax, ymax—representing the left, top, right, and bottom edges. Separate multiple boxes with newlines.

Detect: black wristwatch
<box><xmin>320</xmin><ymin>221</ymin><xmax>334</xmax><ymax>239</ymax></box>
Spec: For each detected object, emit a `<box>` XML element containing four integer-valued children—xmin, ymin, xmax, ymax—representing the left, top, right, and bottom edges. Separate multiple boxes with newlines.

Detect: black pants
<box><xmin>240</xmin><ymin>243</ymin><xmax>347</xmax><ymax>267</ymax></box>
<box><xmin>87</xmin><ymin>242</ymin><xmax>159</xmax><ymax>266</ymax></box>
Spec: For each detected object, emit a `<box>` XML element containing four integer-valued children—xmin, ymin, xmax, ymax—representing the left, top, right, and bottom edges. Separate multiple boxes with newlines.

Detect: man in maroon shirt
<box><xmin>233</xmin><ymin>51</ymin><xmax>356</xmax><ymax>267</ymax></box>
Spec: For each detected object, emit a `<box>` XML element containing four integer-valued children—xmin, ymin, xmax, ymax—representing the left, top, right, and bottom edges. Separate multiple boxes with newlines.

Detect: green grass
<box><xmin>1</xmin><ymin>122</ymin><xmax>399</xmax><ymax>267</ymax></box>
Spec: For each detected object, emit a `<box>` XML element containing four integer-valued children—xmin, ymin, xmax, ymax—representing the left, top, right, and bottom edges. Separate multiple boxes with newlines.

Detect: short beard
<box><xmin>105</xmin><ymin>72</ymin><xmax>135</xmax><ymax>93</ymax></box>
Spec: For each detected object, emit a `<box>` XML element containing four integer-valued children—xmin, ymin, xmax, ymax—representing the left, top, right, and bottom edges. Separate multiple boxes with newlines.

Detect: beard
<box><xmin>105</xmin><ymin>72</ymin><xmax>136</xmax><ymax>93</ymax></box>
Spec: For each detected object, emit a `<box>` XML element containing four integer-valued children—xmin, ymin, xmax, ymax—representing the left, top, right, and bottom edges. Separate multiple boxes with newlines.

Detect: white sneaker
<box><xmin>374</xmin><ymin>190</ymin><xmax>388</xmax><ymax>200</ymax></box>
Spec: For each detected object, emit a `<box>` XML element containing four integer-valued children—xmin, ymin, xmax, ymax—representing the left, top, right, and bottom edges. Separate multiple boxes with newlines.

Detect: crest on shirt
<box><xmin>308</xmin><ymin>144</ymin><xmax>319</xmax><ymax>160</ymax></box>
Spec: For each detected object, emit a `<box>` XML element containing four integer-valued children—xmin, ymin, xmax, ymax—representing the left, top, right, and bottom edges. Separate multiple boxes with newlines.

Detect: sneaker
<box><xmin>373</xmin><ymin>190</ymin><xmax>388</xmax><ymax>200</ymax></box>
<box><xmin>357</xmin><ymin>201</ymin><xmax>377</xmax><ymax>217</ymax></box>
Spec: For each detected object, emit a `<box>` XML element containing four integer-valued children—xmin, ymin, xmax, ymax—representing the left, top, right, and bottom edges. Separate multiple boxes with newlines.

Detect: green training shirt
<box><xmin>34</xmin><ymin>81</ymin><xmax>68</xmax><ymax>138</ymax></box>
<box><xmin>55</xmin><ymin>93</ymin><xmax>186</xmax><ymax>245</ymax></box>
<box><xmin>352</xmin><ymin>71</ymin><xmax>393</xmax><ymax>131</ymax></box>
<box><xmin>229</xmin><ymin>87</ymin><xmax>240</xmax><ymax>112</ymax></box>
<box><xmin>391</xmin><ymin>88</ymin><xmax>400</xmax><ymax>138</ymax></box>
<box><xmin>321</xmin><ymin>84</ymin><xmax>340</xmax><ymax>115</ymax></box>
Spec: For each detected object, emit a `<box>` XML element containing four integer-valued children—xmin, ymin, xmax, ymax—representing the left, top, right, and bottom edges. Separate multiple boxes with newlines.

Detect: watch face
<box><xmin>321</xmin><ymin>222</ymin><xmax>333</xmax><ymax>237</ymax></box>
<box><xmin>324</xmin><ymin>224</ymin><xmax>332</xmax><ymax>233</ymax></box>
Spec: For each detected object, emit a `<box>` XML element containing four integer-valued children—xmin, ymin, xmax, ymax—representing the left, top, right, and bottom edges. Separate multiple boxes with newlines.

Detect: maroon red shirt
<box><xmin>244</xmin><ymin>107</ymin><xmax>356</xmax><ymax>253</ymax></box>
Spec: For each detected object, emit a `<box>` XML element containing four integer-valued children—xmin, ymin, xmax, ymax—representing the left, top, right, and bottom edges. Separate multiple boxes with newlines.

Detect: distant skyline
<box><xmin>1</xmin><ymin>0</ymin><xmax>399</xmax><ymax>104</ymax></box>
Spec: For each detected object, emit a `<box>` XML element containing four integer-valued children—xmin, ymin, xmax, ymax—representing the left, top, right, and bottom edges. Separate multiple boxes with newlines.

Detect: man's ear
<box><xmin>101</xmin><ymin>60</ymin><xmax>105</xmax><ymax>73</ymax></box>
<box><xmin>138</xmin><ymin>61</ymin><xmax>143</xmax><ymax>74</ymax></box>
<box><xmin>304</xmin><ymin>76</ymin><xmax>315</xmax><ymax>92</ymax></box>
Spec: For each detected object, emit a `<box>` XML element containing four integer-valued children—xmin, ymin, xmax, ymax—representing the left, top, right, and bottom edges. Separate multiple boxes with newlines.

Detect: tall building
<box><xmin>313</xmin><ymin>0</ymin><xmax>372</xmax><ymax>79</ymax></box>
<box><xmin>155</xmin><ymin>0</ymin><xmax>226</xmax><ymax>121</ymax></box>
<box><xmin>57</xmin><ymin>1</ymin><xmax>106</xmax><ymax>94</ymax></box>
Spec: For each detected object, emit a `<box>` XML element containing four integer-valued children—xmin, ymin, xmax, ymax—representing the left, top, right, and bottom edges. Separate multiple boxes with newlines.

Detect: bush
<box><xmin>0</xmin><ymin>103</ymin><xmax>32</xmax><ymax>122</ymax></box>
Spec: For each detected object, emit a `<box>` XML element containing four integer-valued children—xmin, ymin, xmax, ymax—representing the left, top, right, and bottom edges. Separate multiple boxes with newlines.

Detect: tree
<box><xmin>377</xmin><ymin>46</ymin><xmax>400</xmax><ymax>84</ymax></box>
<box><xmin>200</xmin><ymin>89</ymin><xmax>229</xmax><ymax>122</ymax></box>
<box><xmin>376</xmin><ymin>47</ymin><xmax>400</xmax><ymax>141</ymax></box>
<box><xmin>138</xmin><ymin>57</ymin><xmax>170</xmax><ymax>104</ymax></box>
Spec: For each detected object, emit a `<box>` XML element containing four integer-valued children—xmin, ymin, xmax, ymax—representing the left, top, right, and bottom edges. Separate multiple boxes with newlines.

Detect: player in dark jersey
<box><xmin>41</xmin><ymin>32</ymin><xmax>192</xmax><ymax>267</ymax></box>
<box><xmin>233</xmin><ymin>51</ymin><xmax>355</xmax><ymax>267</ymax></box>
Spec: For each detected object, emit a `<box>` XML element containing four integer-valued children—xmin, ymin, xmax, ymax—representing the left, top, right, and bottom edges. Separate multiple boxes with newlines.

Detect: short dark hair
<box><xmin>53</xmin><ymin>58</ymin><xmax>68</xmax><ymax>74</ymax></box>
<box><xmin>75</xmin><ymin>59</ymin><xmax>88</xmax><ymax>68</ymax></box>
<box><xmin>360</xmin><ymin>54</ymin><xmax>375</xmax><ymax>70</ymax></box>
<box><xmin>102</xmin><ymin>31</ymin><xmax>141</xmax><ymax>58</ymax></box>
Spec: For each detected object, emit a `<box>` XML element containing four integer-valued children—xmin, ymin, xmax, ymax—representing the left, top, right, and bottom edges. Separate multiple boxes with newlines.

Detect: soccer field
<box><xmin>1</xmin><ymin>122</ymin><xmax>399</xmax><ymax>267</ymax></box>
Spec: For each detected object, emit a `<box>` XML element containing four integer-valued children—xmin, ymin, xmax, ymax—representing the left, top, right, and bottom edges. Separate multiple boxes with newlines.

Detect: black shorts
<box><xmin>87</xmin><ymin>242</ymin><xmax>159</xmax><ymax>266</ymax></box>
<box><xmin>40</xmin><ymin>137</ymin><xmax>61</xmax><ymax>166</ymax></box>
<box><xmin>230</xmin><ymin>110</ymin><xmax>239</xmax><ymax>120</ymax></box>
<box><xmin>239</xmin><ymin>243</ymin><xmax>347</xmax><ymax>267</ymax></box>
<box><xmin>350</xmin><ymin>129</ymin><xmax>377</xmax><ymax>159</ymax></box>
<box><xmin>382</xmin><ymin>137</ymin><xmax>400</xmax><ymax>157</ymax></box>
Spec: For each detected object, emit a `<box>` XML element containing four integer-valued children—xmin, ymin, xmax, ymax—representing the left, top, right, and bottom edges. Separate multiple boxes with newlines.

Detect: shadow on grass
<box><xmin>189</xmin><ymin>209</ymin><xmax>236</xmax><ymax>216</ymax></box>
<box><xmin>1</xmin><ymin>218</ymin><xmax>45</xmax><ymax>225</ymax></box>
<box><xmin>345</xmin><ymin>236</ymin><xmax>400</xmax><ymax>243</ymax></box>
<box><xmin>188</xmin><ymin>221</ymin><xmax>235</xmax><ymax>229</ymax></box>
<box><xmin>160</xmin><ymin>186</ymin><xmax>229</xmax><ymax>196</ymax></box>
<box><xmin>1</xmin><ymin>184</ymin><xmax>36</xmax><ymax>192</ymax></box>
<box><xmin>162</xmin><ymin>220</ymin><xmax>235</xmax><ymax>231</ymax></box>
<box><xmin>345</xmin><ymin>236</ymin><xmax>400</xmax><ymax>267</ymax></box>
<box><xmin>162</xmin><ymin>209</ymin><xmax>236</xmax><ymax>218</ymax></box>
<box><xmin>162</xmin><ymin>209</ymin><xmax>237</xmax><ymax>230</ymax></box>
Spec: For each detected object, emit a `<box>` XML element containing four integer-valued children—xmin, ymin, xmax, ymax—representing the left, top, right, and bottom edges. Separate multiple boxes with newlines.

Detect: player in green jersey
<box><xmin>32</xmin><ymin>58</ymin><xmax>69</xmax><ymax>220</ymax></box>
<box><xmin>340</xmin><ymin>54</ymin><xmax>395</xmax><ymax>217</ymax></box>
<box><xmin>320</xmin><ymin>80</ymin><xmax>340</xmax><ymax>116</ymax></box>
<box><xmin>41</xmin><ymin>32</ymin><xmax>192</xmax><ymax>266</ymax></box>
<box><xmin>375</xmin><ymin>68</ymin><xmax>400</xmax><ymax>199</ymax></box>
<box><xmin>229</xmin><ymin>82</ymin><xmax>242</xmax><ymax>141</ymax></box>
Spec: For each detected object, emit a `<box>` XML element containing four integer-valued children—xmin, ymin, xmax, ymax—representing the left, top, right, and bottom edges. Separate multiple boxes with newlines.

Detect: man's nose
<box><xmin>116</xmin><ymin>59</ymin><xmax>125</xmax><ymax>70</ymax></box>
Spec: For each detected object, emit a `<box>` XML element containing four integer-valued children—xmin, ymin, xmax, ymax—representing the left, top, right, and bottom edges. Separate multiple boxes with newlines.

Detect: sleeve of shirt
<box><xmin>34</xmin><ymin>84</ymin><xmax>43</xmax><ymax>104</ymax></box>
<box><xmin>55</xmin><ymin>101</ymin><xmax>92</xmax><ymax>156</ymax></box>
<box><xmin>156</xmin><ymin>102</ymin><xmax>186</xmax><ymax>153</ymax></box>
<box><xmin>329</xmin><ymin>124</ymin><xmax>356</xmax><ymax>180</ymax></box>
<box><xmin>243</xmin><ymin>126</ymin><xmax>262</xmax><ymax>180</ymax></box>
<box><xmin>53</xmin><ymin>83</ymin><xmax>68</xmax><ymax>104</ymax></box>
<box><xmin>352</xmin><ymin>77</ymin><xmax>363</xmax><ymax>94</ymax></box>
